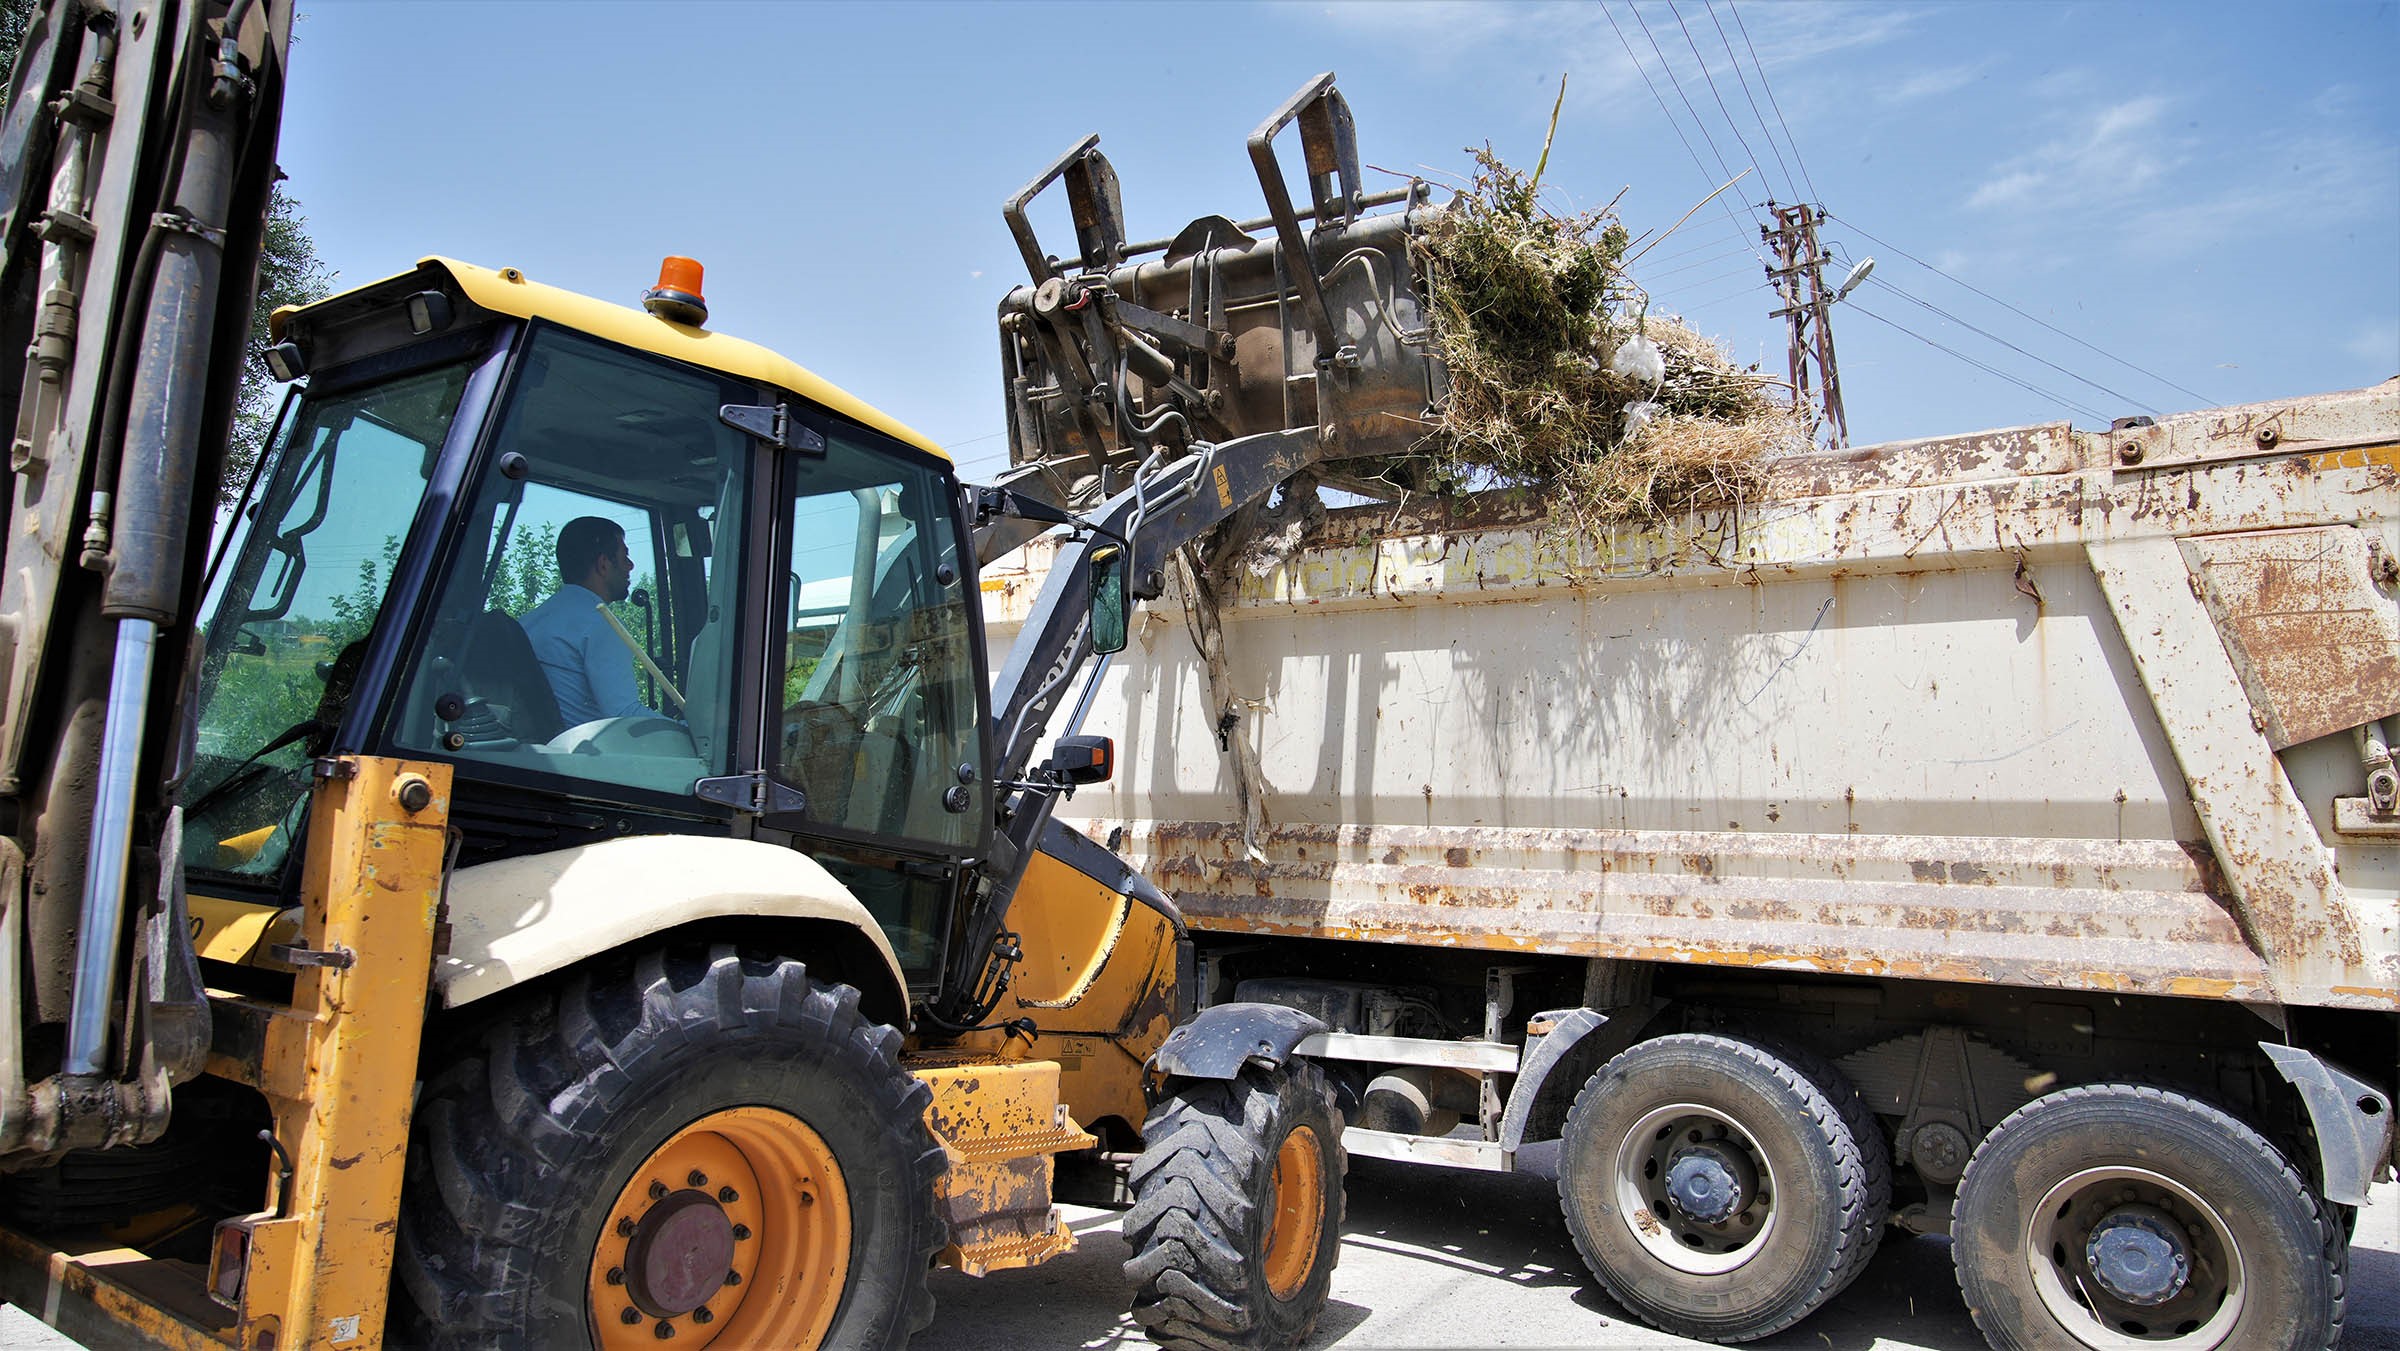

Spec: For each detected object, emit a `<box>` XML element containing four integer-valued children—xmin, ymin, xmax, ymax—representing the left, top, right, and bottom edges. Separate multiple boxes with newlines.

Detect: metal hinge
<box><xmin>693</xmin><ymin>772</ymin><xmax>806</xmax><ymax>815</ymax></box>
<box><xmin>718</xmin><ymin>402</ymin><xmax>826</xmax><ymax>455</ymax></box>
<box><xmin>267</xmin><ymin>942</ymin><xmax>355</xmax><ymax>971</ymax></box>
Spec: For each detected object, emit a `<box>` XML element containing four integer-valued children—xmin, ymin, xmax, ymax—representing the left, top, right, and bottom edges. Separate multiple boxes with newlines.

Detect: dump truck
<box><xmin>0</xmin><ymin>5</ymin><xmax>1381</xmax><ymax>1349</ymax></box>
<box><xmin>973</xmin><ymin>80</ymin><xmax>2400</xmax><ymax>1351</ymax></box>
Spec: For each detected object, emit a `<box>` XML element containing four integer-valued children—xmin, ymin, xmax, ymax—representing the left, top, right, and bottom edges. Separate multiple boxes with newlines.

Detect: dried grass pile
<box><xmin>1399</xmin><ymin>147</ymin><xmax>1810</xmax><ymax>529</ymax></box>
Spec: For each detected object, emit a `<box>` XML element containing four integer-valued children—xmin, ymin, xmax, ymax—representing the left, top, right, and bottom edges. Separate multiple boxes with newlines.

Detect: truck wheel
<box><xmin>1123</xmin><ymin>1061</ymin><xmax>1346</xmax><ymax>1351</ymax></box>
<box><xmin>1556</xmin><ymin>1033</ymin><xmax>1889</xmax><ymax>1343</ymax></box>
<box><xmin>1952</xmin><ymin>1084</ymin><xmax>2346</xmax><ymax>1350</ymax></box>
<box><xmin>390</xmin><ymin>944</ymin><xmax>945</xmax><ymax>1350</ymax></box>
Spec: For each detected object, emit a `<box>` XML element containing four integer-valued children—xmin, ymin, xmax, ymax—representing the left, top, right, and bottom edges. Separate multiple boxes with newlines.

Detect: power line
<box><xmin>1684</xmin><ymin>283</ymin><xmax>1772</xmax><ymax>312</ymax></box>
<box><xmin>1847</xmin><ymin>303</ymin><xmax>2109</xmax><ymax>422</ymax></box>
<box><xmin>1726</xmin><ymin>1</ymin><xmax>1821</xmax><ymax>203</ymax></box>
<box><xmin>1826</xmin><ymin>213</ymin><xmax>2215</xmax><ymax>407</ymax></box>
<box><xmin>1703</xmin><ymin>0</ymin><xmax>1797</xmax><ymax>203</ymax></box>
<box><xmin>1663</xmin><ymin>263</ymin><xmax>1760</xmax><ymax>295</ymax></box>
<box><xmin>1862</xmin><ymin>274</ymin><xmax>2159</xmax><ymax>415</ymax></box>
<box><xmin>1682</xmin><ymin>273</ymin><xmax>1778</xmax><ymax>311</ymax></box>
<box><xmin>1668</xmin><ymin>1</ymin><xmax>1784</xmax><ymax>204</ymax></box>
<box><xmin>1603</xmin><ymin>2</ymin><xmax>1768</xmax><ymax>265</ymax></box>
<box><xmin>1628</xmin><ymin>2</ymin><xmax>1765</xmax><ymax>234</ymax></box>
<box><xmin>1642</xmin><ymin>219</ymin><xmax>1757</xmax><ymax>266</ymax></box>
<box><xmin>1640</xmin><ymin>241</ymin><xmax>1754</xmax><ymax>281</ymax></box>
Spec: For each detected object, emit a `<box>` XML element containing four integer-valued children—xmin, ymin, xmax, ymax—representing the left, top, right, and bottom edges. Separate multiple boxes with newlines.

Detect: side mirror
<box><xmin>1051</xmin><ymin>735</ymin><xmax>1114</xmax><ymax>786</ymax></box>
<box><xmin>1089</xmin><ymin>544</ymin><xmax>1129</xmax><ymax>655</ymax></box>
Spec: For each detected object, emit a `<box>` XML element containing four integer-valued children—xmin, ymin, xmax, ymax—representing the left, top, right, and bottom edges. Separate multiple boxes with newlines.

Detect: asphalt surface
<box><xmin>3</xmin><ymin>1154</ymin><xmax>2394</xmax><ymax>1349</ymax></box>
<box><xmin>911</xmin><ymin>1150</ymin><xmax>2400</xmax><ymax>1351</ymax></box>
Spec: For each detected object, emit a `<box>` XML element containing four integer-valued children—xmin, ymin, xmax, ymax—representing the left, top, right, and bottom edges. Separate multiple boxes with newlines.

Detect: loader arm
<box><xmin>944</xmin><ymin>74</ymin><xmax>1442</xmax><ymax>1027</ymax></box>
<box><xmin>0</xmin><ymin>0</ymin><xmax>293</xmax><ymax>1161</ymax></box>
<box><xmin>947</xmin><ymin>427</ymin><xmax>1318</xmax><ymax>1027</ymax></box>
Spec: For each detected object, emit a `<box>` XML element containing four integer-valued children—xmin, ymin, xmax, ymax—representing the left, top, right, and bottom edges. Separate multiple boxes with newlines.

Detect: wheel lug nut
<box><xmin>620</xmin><ymin>1308</ymin><xmax>642</xmax><ymax>1325</ymax></box>
<box><xmin>606</xmin><ymin>1267</ymin><xmax>625</xmax><ymax>1286</ymax></box>
<box><xmin>649</xmin><ymin>1180</ymin><xmax>670</xmax><ymax>1201</ymax></box>
<box><xmin>693</xmin><ymin>1307</ymin><xmax>715</xmax><ymax>1325</ymax></box>
<box><xmin>688</xmin><ymin>1169</ymin><xmax>709</xmax><ymax>1187</ymax></box>
<box><xmin>616</xmin><ymin>1217</ymin><xmax>636</xmax><ymax>1237</ymax></box>
<box><xmin>718</xmin><ymin>1186</ymin><xmax>739</xmax><ymax>1204</ymax></box>
<box><xmin>731</xmin><ymin>1223</ymin><xmax>752</xmax><ymax>1241</ymax></box>
<box><xmin>654</xmin><ymin>1320</ymin><xmax>675</xmax><ymax>1339</ymax></box>
<box><xmin>724</xmin><ymin>1270</ymin><xmax>742</xmax><ymax>1286</ymax></box>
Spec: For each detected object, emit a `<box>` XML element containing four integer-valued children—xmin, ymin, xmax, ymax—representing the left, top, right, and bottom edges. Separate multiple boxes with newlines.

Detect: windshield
<box><xmin>385</xmin><ymin>326</ymin><xmax>755</xmax><ymax>799</ymax></box>
<box><xmin>182</xmin><ymin>360</ymin><xmax>472</xmax><ymax>882</ymax></box>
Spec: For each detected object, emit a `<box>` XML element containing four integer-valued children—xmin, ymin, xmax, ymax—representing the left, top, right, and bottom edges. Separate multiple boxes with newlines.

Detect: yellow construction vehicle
<box><xmin>0</xmin><ymin>2</ymin><xmax>1364</xmax><ymax>1346</ymax></box>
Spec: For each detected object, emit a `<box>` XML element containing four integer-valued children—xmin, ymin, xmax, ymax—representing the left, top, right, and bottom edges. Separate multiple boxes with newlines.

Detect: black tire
<box><xmin>390</xmin><ymin>943</ymin><xmax>945</xmax><ymax>1350</ymax></box>
<box><xmin>1123</xmin><ymin>1060</ymin><xmax>1346</xmax><ymax>1351</ymax></box>
<box><xmin>1556</xmin><ymin>1032</ymin><xmax>1891</xmax><ymax>1343</ymax></box>
<box><xmin>1952</xmin><ymin>1083</ymin><xmax>2347</xmax><ymax>1350</ymax></box>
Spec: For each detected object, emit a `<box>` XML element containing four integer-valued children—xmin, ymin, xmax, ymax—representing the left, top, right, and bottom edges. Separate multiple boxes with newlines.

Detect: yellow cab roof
<box><xmin>283</xmin><ymin>256</ymin><xmax>947</xmax><ymax>462</ymax></box>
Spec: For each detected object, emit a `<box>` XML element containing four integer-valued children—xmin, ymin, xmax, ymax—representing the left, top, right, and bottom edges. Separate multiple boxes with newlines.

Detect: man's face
<box><xmin>597</xmin><ymin>535</ymin><xmax>634</xmax><ymax>603</ymax></box>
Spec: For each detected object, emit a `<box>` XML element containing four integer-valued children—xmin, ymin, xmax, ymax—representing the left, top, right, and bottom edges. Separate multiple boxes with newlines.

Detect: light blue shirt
<box><xmin>518</xmin><ymin>583</ymin><xmax>650</xmax><ymax>726</ymax></box>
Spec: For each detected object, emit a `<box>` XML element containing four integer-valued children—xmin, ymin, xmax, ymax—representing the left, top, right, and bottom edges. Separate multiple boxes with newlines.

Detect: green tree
<box><xmin>0</xmin><ymin>0</ymin><xmax>33</xmax><ymax>102</ymax></box>
<box><xmin>0</xmin><ymin>0</ymin><xmax>334</xmax><ymax>501</ymax></box>
<box><xmin>232</xmin><ymin>184</ymin><xmax>335</xmax><ymax>497</ymax></box>
<box><xmin>488</xmin><ymin>522</ymin><xmax>562</xmax><ymax>616</ymax></box>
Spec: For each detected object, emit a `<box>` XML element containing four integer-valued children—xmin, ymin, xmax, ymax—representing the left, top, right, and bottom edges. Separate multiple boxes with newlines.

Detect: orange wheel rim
<box><xmin>1261</xmin><ymin>1124</ymin><xmax>1325</xmax><ymax>1300</ymax></box>
<box><xmin>588</xmin><ymin>1106</ymin><xmax>852</xmax><ymax>1349</ymax></box>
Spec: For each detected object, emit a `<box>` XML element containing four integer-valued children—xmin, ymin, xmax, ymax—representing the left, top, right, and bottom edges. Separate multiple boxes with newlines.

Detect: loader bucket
<box><xmin>988</xmin><ymin>74</ymin><xmax>1447</xmax><ymax>549</ymax></box>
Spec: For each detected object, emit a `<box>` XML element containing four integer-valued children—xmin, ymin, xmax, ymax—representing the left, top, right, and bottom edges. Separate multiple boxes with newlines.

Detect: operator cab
<box><xmin>183</xmin><ymin>259</ymin><xmax>988</xmax><ymax>984</ymax></box>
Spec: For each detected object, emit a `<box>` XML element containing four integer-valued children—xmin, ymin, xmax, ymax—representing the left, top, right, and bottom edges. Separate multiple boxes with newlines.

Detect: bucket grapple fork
<box><xmin>980</xmin><ymin>74</ymin><xmax>1442</xmax><ymax>567</ymax></box>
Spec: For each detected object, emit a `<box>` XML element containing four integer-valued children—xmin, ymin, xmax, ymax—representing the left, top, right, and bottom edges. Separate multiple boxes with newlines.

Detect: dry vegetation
<box><xmin>1393</xmin><ymin>146</ymin><xmax>1810</xmax><ymax>531</ymax></box>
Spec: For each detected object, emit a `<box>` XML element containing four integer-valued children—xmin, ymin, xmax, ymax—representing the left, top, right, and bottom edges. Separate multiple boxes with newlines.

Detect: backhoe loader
<box><xmin>0</xmin><ymin>2</ymin><xmax>1409</xmax><ymax>1347</ymax></box>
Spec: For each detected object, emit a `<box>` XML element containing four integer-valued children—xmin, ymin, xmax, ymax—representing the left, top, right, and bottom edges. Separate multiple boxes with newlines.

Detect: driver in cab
<box><xmin>519</xmin><ymin>516</ymin><xmax>655</xmax><ymax>726</ymax></box>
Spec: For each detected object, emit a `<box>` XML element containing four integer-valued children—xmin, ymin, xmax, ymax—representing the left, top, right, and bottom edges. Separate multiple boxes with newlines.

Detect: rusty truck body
<box><xmin>983</xmin><ymin>380</ymin><xmax>2399</xmax><ymax>1346</ymax></box>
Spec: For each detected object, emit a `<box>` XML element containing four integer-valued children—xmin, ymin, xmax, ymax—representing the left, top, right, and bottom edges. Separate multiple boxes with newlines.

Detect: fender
<box><xmin>1499</xmin><ymin>1008</ymin><xmax>1610</xmax><ymax>1152</ymax></box>
<box><xmin>438</xmin><ymin>836</ymin><xmax>906</xmax><ymax>1014</ymax></box>
<box><xmin>1152</xmin><ymin>1002</ymin><xmax>1326</xmax><ymax>1080</ymax></box>
<box><xmin>2261</xmin><ymin>1042</ymin><xmax>2395</xmax><ymax>1206</ymax></box>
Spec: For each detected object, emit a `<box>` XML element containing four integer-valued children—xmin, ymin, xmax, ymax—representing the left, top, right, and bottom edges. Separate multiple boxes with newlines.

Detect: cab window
<box><xmin>772</xmin><ymin>429</ymin><xmax>982</xmax><ymax>974</ymax></box>
<box><xmin>183</xmin><ymin>358</ymin><xmax>469</xmax><ymax>881</ymax></box>
<box><xmin>773</xmin><ymin>432</ymin><xmax>981</xmax><ymax>852</ymax></box>
<box><xmin>387</xmin><ymin>327</ymin><xmax>750</xmax><ymax>797</ymax></box>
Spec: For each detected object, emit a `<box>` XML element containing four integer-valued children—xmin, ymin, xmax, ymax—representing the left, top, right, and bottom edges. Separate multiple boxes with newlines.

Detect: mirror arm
<box><xmin>973</xmin><ymin>483</ymin><xmax>1129</xmax><ymax>552</ymax></box>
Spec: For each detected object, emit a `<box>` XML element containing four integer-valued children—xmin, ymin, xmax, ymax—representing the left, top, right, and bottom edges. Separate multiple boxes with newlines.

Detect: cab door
<box><xmin>752</xmin><ymin>413</ymin><xmax>989</xmax><ymax>988</ymax></box>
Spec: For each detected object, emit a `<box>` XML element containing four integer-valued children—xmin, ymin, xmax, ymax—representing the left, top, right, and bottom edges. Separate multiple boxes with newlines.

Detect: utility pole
<box><xmin>1763</xmin><ymin>202</ymin><xmax>1849</xmax><ymax>447</ymax></box>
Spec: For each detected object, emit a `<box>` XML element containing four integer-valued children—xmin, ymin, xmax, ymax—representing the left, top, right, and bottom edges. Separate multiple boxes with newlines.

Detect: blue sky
<box><xmin>278</xmin><ymin>1</ymin><xmax>2398</xmax><ymax>480</ymax></box>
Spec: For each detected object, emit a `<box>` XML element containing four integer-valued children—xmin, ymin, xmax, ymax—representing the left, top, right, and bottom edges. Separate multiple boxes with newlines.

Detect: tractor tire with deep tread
<box><xmin>1952</xmin><ymin>1083</ymin><xmax>2346</xmax><ymax>1351</ymax></box>
<box><xmin>388</xmin><ymin>943</ymin><xmax>945</xmax><ymax>1351</ymax></box>
<box><xmin>1556</xmin><ymin>1032</ymin><xmax>1891</xmax><ymax>1343</ymax></box>
<box><xmin>1123</xmin><ymin>1060</ymin><xmax>1346</xmax><ymax>1351</ymax></box>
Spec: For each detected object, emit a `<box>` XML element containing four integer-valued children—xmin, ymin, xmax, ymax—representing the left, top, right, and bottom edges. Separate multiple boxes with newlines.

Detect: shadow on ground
<box><xmin>916</xmin><ymin>1153</ymin><xmax>2396</xmax><ymax>1351</ymax></box>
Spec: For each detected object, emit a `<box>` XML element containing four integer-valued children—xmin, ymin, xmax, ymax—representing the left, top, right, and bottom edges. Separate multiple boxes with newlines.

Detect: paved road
<box><xmin>913</xmin><ymin>1152</ymin><xmax>2400</xmax><ymax>1351</ymax></box>
<box><xmin>4</xmin><ymin>1157</ymin><xmax>2394</xmax><ymax>1348</ymax></box>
